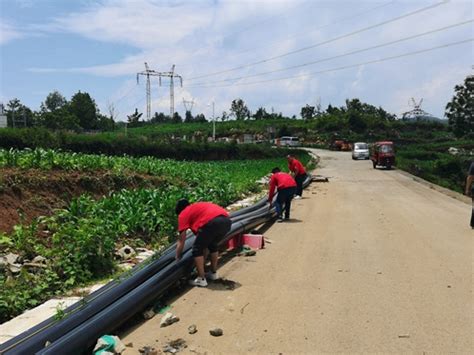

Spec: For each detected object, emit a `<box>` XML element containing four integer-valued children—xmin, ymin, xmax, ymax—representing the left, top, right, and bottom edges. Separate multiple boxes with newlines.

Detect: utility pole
<box><xmin>22</xmin><ymin>107</ymin><xmax>26</xmax><ymax>127</ymax></box>
<box><xmin>212</xmin><ymin>101</ymin><xmax>215</xmax><ymax>142</ymax></box>
<box><xmin>208</xmin><ymin>101</ymin><xmax>215</xmax><ymax>141</ymax></box>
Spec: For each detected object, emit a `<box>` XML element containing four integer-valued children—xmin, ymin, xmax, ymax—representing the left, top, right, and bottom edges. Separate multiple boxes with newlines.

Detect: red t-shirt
<box><xmin>288</xmin><ymin>158</ymin><xmax>306</xmax><ymax>176</ymax></box>
<box><xmin>268</xmin><ymin>172</ymin><xmax>296</xmax><ymax>201</ymax></box>
<box><xmin>178</xmin><ymin>202</ymin><xmax>229</xmax><ymax>234</ymax></box>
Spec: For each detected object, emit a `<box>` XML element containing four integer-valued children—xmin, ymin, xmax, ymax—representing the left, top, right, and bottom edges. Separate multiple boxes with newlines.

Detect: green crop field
<box><xmin>0</xmin><ymin>148</ymin><xmax>313</xmax><ymax>322</ymax></box>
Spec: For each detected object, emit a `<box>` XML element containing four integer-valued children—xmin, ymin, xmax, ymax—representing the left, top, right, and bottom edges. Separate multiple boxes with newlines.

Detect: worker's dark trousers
<box><xmin>193</xmin><ymin>215</ymin><xmax>232</xmax><ymax>257</ymax></box>
<box><xmin>295</xmin><ymin>173</ymin><xmax>307</xmax><ymax>197</ymax></box>
<box><xmin>276</xmin><ymin>186</ymin><xmax>296</xmax><ymax>219</ymax></box>
<box><xmin>471</xmin><ymin>196</ymin><xmax>474</xmax><ymax>228</ymax></box>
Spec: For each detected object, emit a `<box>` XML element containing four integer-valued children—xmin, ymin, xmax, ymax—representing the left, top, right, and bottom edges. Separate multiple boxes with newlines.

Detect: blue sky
<box><xmin>1</xmin><ymin>0</ymin><xmax>472</xmax><ymax>122</ymax></box>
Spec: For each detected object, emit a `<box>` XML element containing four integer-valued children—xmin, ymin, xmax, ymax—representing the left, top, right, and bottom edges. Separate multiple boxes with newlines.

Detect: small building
<box><xmin>243</xmin><ymin>134</ymin><xmax>254</xmax><ymax>144</ymax></box>
<box><xmin>0</xmin><ymin>104</ymin><xmax>7</xmax><ymax>128</ymax></box>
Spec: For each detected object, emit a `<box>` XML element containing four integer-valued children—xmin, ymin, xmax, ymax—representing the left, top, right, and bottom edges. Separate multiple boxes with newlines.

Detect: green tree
<box><xmin>5</xmin><ymin>99</ymin><xmax>36</xmax><ymax>127</ymax></box>
<box><xmin>69</xmin><ymin>91</ymin><xmax>98</xmax><ymax>130</ymax></box>
<box><xmin>347</xmin><ymin>111</ymin><xmax>367</xmax><ymax>133</ymax></box>
<box><xmin>278</xmin><ymin>124</ymin><xmax>291</xmax><ymax>137</ymax></box>
<box><xmin>325</xmin><ymin>104</ymin><xmax>341</xmax><ymax>115</ymax></box>
<box><xmin>184</xmin><ymin>110</ymin><xmax>194</xmax><ymax>123</ymax></box>
<box><xmin>151</xmin><ymin>112</ymin><xmax>169</xmax><ymax>123</ymax></box>
<box><xmin>127</xmin><ymin>109</ymin><xmax>143</xmax><ymax>127</ymax></box>
<box><xmin>221</xmin><ymin>111</ymin><xmax>229</xmax><ymax>122</ymax></box>
<box><xmin>97</xmin><ymin>113</ymin><xmax>115</xmax><ymax>131</ymax></box>
<box><xmin>300</xmin><ymin>104</ymin><xmax>315</xmax><ymax>120</ymax></box>
<box><xmin>253</xmin><ymin>107</ymin><xmax>267</xmax><ymax>120</ymax></box>
<box><xmin>40</xmin><ymin>108</ymin><xmax>79</xmax><ymax>130</ymax></box>
<box><xmin>230</xmin><ymin>98</ymin><xmax>250</xmax><ymax>120</ymax></box>
<box><xmin>43</xmin><ymin>91</ymin><xmax>67</xmax><ymax>112</ymax></box>
<box><xmin>194</xmin><ymin>113</ymin><xmax>207</xmax><ymax>123</ymax></box>
<box><xmin>445</xmin><ymin>75</ymin><xmax>474</xmax><ymax>137</ymax></box>
<box><xmin>36</xmin><ymin>91</ymin><xmax>80</xmax><ymax>130</ymax></box>
<box><xmin>172</xmin><ymin>112</ymin><xmax>182</xmax><ymax>124</ymax></box>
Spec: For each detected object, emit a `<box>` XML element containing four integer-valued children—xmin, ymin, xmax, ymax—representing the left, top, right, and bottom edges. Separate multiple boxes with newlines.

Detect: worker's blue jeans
<box><xmin>275</xmin><ymin>186</ymin><xmax>296</xmax><ymax>219</ymax></box>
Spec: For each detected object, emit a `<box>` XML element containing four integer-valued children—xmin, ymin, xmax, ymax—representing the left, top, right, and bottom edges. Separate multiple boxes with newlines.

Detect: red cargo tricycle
<box><xmin>370</xmin><ymin>141</ymin><xmax>395</xmax><ymax>169</ymax></box>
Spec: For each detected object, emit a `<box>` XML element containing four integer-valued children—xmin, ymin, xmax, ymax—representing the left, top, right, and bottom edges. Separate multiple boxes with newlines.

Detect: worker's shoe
<box><xmin>293</xmin><ymin>195</ymin><xmax>302</xmax><ymax>200</ymax></box>
<box><xmin>277</xmin><ymin>217</ymin><xmax>284</xmax><ymax>223</ymax></box>
<box><xmin>189</xmin><ymin>277</ymin><xmax>208</xmax><ymax>287</ymax></box>
<box><xmin>206</xmin><ymin>271</ymin><xmax>219</xmax><ymax>281</ymax></box>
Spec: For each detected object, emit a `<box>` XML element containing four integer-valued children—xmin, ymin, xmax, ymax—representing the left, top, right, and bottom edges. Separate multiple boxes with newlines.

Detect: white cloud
<box><xmin>350</xmin><ymin>65</ymin><xmax>365</xmax><ymax>92</ymax></box>
<box><xmin>0</xmin><ymin>22</ymin><xmax>23</xmax><ymax>45</ymax></box>
<box><xmin>13</xmin><ymin>0</ymin><xmax>35</xmax><ymax>8</ymax></box>
<box><xmin>9</xmin><ymin>0</ymin><xmax>473</xmax><ymax>118</ymax></box>
<box><xmin>47</xmin><ymin>0</ymin><xmax>214</xmax><ymax>49</ymax></box>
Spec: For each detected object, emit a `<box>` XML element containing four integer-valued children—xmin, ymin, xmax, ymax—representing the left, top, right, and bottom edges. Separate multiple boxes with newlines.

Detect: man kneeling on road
<box><xmin>175</xmin><ymin>199</ymin><xmax>232</xmax><ymax>287</ymax></box>
<box><xmin>268</xmin><ymin>167</ymin><xmax>297</xmax><ymax>222</ymax></box>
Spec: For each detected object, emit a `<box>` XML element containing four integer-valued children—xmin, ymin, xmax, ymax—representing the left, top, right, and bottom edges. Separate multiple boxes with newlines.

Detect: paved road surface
<box><xmin>121</xmin><ymin>149</ymin><xmax>472</xmax><ymax>354</ymax></box>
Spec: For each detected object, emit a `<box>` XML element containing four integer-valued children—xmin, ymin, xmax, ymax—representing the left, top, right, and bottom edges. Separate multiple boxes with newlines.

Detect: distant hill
<box><xmin>401</xmin><ymin>114</ymin><xmax>447</xmax><ymax>123</ymax></box>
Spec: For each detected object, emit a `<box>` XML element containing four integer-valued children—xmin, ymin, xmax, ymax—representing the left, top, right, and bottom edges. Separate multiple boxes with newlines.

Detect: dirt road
<box><xmin>121</xmin><ymin>149</ymin><xmax>472</xmax><ymax>354</ymax></box>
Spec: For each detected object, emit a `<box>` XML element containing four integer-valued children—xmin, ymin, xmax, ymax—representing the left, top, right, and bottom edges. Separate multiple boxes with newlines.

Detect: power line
<box><xmin>175</xmin><ymin>0</ymin><xmax>320</xmax><ymax>71</ymax></box>
<box><xmin>183</xmin><ymin>38</ymin><xmax>473</xmax><ymax>88</ymax></box>
<box><xmin>231</xmin><ymin>0</ymin><xmax>396</xmax><ymax>58</ymax></box>
<box><xmin>187</xmin><ymin>19</ymin><xmax>473</xmax><ymax>86</ymax></box>
<box><xmin>110</xmin><ymin>83</ymin><xmax>141</xmax><ymax>110</ymax></box>
<box><xmin>129</xmin><ymin>96</ymin><xmax>147</xmax><ymax>114</ymax></box>
<box><xmin>186</xmin><ymin>0</ymin><xmax>449</xmax><ymax>81</ymax></box>
<box><xmin>180</xmin><ymin>1</ymin><xmax>395</xmax><ymax>75</ymax></box>
<box><xmin>218</xmin><ymin>0</ymin><xmax>317</xmax><ymax>43</ymax></box>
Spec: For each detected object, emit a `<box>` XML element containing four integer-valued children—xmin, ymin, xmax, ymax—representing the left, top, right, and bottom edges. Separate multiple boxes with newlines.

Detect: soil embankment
<box><xmin>0</xmin><ymin>168</ymin><xmax>165</xmax><ymax>233</ymax></box>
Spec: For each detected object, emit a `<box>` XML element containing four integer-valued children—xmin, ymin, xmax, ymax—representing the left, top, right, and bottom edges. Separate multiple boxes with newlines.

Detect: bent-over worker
<box><xmin>465</xmin><ymin>161</ymin><xmax>474</xmax><ymax>229</ymax></box>
<box><xmin>287</xmin><ymin>155</ymin><xmax>307</xmax><ymax>199</ymax></box>
<box><xmin>268</xmin><ymin>167</ymin><xmax>297</xmax><ymax>222</ymax></box>
<box><xmin>175</xmin><ymin>199</ymin><xmax>231</xmax><ymax>287</ymax></box>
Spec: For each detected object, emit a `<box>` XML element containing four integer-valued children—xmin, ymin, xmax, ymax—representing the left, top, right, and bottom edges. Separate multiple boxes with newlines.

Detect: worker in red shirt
<box><xmin>268</xmin><ymin>167</ymin><xmax>297</xmax><ymax>222</ymax></box>
<box><xmin>287</xmin><ymin>155</ymin><xmax>307</xmax><ymax>199</ymax></box>
<box><xmin>175</xmin><ymin>199</ymin><xmax>231</xmax><ymax>287</ymax></box>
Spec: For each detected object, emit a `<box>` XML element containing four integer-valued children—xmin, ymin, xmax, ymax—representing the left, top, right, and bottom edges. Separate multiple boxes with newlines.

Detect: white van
<box><xmin>352</xmin><ymin>142</ymin><xmax>369</xmax><ymax>160</ymax></box>
<box><xmin>279</xmin><ymin>136</ymin><xmax>300</xmax><ymax>147</ymax></box>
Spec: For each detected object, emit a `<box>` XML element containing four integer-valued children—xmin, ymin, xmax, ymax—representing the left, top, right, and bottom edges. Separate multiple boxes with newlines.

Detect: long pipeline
<box><xmin>2</xmin><ymin>176</ymin><xmax>311</xmax><ymax>354</ymax></box>
<box><xmin>0</xmin><ymin>201</ymin><xmax>265</xmax><ymax>355</ymax></box>
<box><xmin>37</xmin><ymin>210</ymin><xmax>277</xmax><ymax>354</ymax></box>
<box><xmin>0</xmin><ymin>204</ymin><xmax>274</xmax><ymax>354</ymax></box>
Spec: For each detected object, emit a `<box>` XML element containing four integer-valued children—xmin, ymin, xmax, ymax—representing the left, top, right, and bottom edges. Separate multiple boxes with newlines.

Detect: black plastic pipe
<box><xmin>0</xmin><ymin>237</ymin><xmax>196</xmax><ymax>355</ymax></box>
<box><xmin>37</xmin><ymin>250</ymin><xmax>195</xmax><ymax>355</ymax></box>
<box><xmin>2</xmin><ymin>175</ymin><xmax>310</xmax><ymax>354</ymax></box>
<box><xmin>37</xmin><ymin>211</ymin><xmax>276</xmax><ymax>354</ymax></box>
<box><xmin>1</xmin><ymin>208</ymin><xmax>271</xmax><ymax>354</ymax></box>
<box><xmin>228</xmin><ymin>195</ymin><xmax>268</xmax><ymax>218</ymax></box>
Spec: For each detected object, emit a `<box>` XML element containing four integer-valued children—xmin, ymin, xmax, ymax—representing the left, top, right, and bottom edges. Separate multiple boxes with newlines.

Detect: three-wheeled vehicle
<box><xmin>370</xmin><ymin>141</ymin><xmax>395</xmax><ymax>169</ymax></box>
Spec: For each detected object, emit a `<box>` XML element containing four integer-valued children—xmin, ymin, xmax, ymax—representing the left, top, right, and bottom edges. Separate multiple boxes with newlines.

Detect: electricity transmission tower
<box><xmin>182</xmin><ymin>98</ymin><xmax>195</xmax><ymax>113</ymax></box>
<box><xmin>136</xmin><ymin>62</ymin><xmax>159</xmax><ymax>120</ymax></box>
<box><xmin>136</xmin><ymin>63</ymin><xmax>183</xmax><ymax>119</ymax></box>
<box><xmin>157</xmin><ymin>65</ymin><xmax>183</xmax><ymax>117</ymax></box>
<box><xmin>401</xmin><ymin>98</ymin><xmax>434</xmax><ymax>120</ymax></box>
